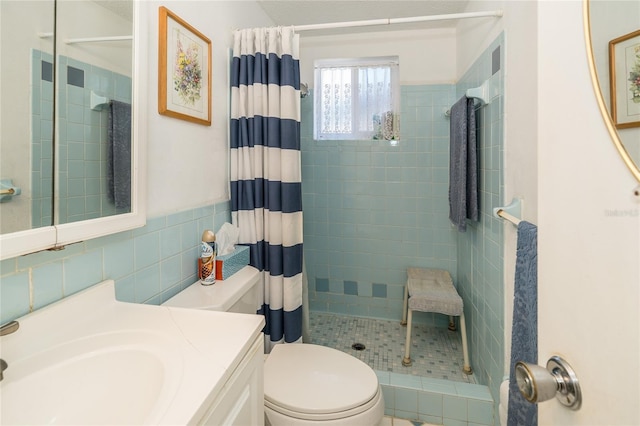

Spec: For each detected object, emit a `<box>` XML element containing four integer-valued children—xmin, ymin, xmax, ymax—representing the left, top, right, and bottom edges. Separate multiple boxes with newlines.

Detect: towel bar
<box><xmin>90</xmin><ymin>91</ymin><xmax>110</xmax><ymax>111</ymax></box>
<box><xmin>0</xmin><ymin>179</ymin><xmax>21</xmax><ymax>203</ymax></box>
<box><xmin>493</xmin><ymin>198</ymin><xmax>523</xmax><ymax>225</ymax></box>
<box><xmin>444</xmin><ymin>79</ymin><xmax>491</xmax><ymax>117</ymax></box>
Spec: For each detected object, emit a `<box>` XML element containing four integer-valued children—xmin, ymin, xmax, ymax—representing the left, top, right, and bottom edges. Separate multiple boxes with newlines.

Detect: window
<box><xmin>314</xmin><ymin>56</ymin><xmax>400</xmax><ymax>141</ymax></box>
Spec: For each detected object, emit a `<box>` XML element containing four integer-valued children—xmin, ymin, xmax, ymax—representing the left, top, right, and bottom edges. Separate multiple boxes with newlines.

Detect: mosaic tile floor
<box><xmin>309</xmin><ymin>312</ymin><xmax>476</xmax><ymax>384</ymax></box>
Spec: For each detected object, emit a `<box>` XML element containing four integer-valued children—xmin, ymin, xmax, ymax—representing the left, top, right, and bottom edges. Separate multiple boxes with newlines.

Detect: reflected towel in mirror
<box><xmin>108</xmin><ymin>100</ymin><xmax>131</xmax><ymax>210</ymax></box>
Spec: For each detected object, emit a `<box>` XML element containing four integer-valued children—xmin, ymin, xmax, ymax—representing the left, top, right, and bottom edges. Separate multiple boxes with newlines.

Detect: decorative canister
<box><xmin>199</xmin><ymin>229</ymin><xmax>216</xmax><ymax>285</ymax></box>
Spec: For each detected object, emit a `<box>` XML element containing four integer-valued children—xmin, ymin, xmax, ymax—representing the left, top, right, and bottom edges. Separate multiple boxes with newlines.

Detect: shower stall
<box><xmin>298</xmin><ymin>19</ymin><xmax>506</xmax><ymax>425</ymax></box>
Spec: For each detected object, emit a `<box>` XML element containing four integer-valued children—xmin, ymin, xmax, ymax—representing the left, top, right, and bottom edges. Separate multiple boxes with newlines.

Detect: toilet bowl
<box><xmin>162</xmin><ymin>266</ymin><xmax>384</xmax><ymax>426</ymax></box>
<box><xmin>264</xmin><ymin>343</ymin><xmax>384</xmax><ymax>425</ymax></box>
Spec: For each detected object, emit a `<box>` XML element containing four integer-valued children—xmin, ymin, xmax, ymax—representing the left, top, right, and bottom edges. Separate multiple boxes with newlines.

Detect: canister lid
<box><xmin>201</xmin><ymin>229</ymin><xmax>215</xmax><ymax>242</ymax></box>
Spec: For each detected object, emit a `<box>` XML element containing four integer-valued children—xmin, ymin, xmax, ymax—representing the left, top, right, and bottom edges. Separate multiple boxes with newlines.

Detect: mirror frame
<box><xmin>583</xmin><ymin>0</ymin><xmax>640</xmax><ymax>183</ymax></box>
<box><xmin>0</xmin><ymin>1</ymin><xmax>147</xmax><ymax>260</ymax></box>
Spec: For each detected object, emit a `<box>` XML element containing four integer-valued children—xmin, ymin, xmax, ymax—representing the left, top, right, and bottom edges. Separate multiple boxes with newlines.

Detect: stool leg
<box><xmin>459</xmin><ymin>312</ymin><xmax>472</xmax><ymax>374</ymax></box>
<box><xmin>401</xmin><ymin>284</ymin><xmax>408</xmax><ymax>326</ymax></box>
<box><xmin>448</xmin><ymin>315</ymin><xmax>457</xmax><ymax>331</ymax></box>
<box><xmin>402</xmin><ymin>309</ymin><xmax>413</xmax><ymax>366</ymax></box>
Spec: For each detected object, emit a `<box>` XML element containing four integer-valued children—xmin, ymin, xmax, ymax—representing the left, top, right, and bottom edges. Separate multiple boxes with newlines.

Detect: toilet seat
<box><xmin>265</xmin><ymin>387</ymin><xmax>382</xmax><ymax>422</ymax></box>
<box><xmin>264</xmin><ymin>344</ymin><xmax>380</xmax><ymax>421</ymax></box>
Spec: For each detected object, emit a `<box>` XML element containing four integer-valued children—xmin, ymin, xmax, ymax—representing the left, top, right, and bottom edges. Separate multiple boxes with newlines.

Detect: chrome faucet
<box><xmin>0</xmin><ymin>321</ymin><xmax>19</xmax><ymax>336</ymax></box>
<box><xmin>0</xmin><ymin>320</ymin><xmax>19</xmax><ymax>382</ymax></box>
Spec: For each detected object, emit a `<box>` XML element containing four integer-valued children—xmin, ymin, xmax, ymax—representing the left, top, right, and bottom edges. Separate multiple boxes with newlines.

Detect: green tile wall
<box><xmin>56</xmin><ymin>55</ymin><xmax>132</xmax><ymax>224</ymax></box>
<box><xmin>455</xmin><ymin>33</ymin><xmax>506</xmax><ymax>420</ymax></box>
<box><xmin>0</xmin><ymin>202</ymin><xmax>230</xmax><ymax>324</ymax></box>
<box><xmin>30</xmin><ymin>49</ymin><xmax>54</xmax><ymax>228</ymax></box>
<box><xmin>302</xmin><ymin>84</ymin><xmax>459</xmax><ymax>325</ymax></box>
<box><xmin>30</xmin><ymin>51</ymin><xmax>133</xmax><ymax>228</ymax></box>
<box><xmin>378</xmin><ymin>371</ymin><xmax>494</xmax><ymax>425</ymax></box>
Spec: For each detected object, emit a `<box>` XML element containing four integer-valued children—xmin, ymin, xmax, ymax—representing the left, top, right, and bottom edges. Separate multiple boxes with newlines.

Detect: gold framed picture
<box><xmin>609</xmin><ymin>28</ymin><xmax>640</xmax><ymax>129</ymax></box>
<box><xmin>158</xmin><ymin>6</ymin><xmax>211</xmax><ymax>126</ymax></box>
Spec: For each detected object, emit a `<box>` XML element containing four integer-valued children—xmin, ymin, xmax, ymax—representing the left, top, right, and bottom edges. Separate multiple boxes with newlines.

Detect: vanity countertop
<box><xmin>0</xmin><ymin>280</ymin><xmax>265</xmax><ymax>425</ymax></box>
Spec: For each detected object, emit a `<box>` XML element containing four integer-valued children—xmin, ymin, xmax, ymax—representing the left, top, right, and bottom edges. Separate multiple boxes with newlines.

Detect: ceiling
<box><xmin>257</xmin><ymin>0</ymin><xmax>472</xmax><ymax>34</ymax></box>
<box><xmin>92</xmin><ymin>0</ymin><xmax>133</xmax><ymax>22</ymax></box>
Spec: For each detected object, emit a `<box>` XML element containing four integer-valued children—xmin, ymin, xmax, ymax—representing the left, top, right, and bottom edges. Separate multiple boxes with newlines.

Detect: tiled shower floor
<box><xmin>309</xmin><ymin>312</ymin><xmax>476</xmax><ymax>384</ymax></box>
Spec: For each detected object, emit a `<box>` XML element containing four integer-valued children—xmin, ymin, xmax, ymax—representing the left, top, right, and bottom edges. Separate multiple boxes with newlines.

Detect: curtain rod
<box><xmin>293</xmin><ymin>10</ymin><xmax>503</xmax><ymax>32</ymax></box>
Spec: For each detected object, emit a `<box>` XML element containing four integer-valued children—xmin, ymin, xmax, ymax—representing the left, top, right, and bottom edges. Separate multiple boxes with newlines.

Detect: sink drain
<box><xmin>351</xmin><ymin>343</ymin><xmax>366</xmax><ymax>351</ymax></box>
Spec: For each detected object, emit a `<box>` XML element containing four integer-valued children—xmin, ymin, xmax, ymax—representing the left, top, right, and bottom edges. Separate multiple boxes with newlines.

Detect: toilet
<box><xmin>162</xmin><ymin>266</ymin><xmax>385</xmax><ymax>426</ymax></box>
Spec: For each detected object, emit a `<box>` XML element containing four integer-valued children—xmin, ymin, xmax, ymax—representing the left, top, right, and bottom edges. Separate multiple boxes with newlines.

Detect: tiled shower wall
<box><xmin>30</xmin><ymin>50</ymin><xmax>54</xmax><ymax>228</ymax></box>
<box><xmin>303</xmin><ymin>85</ymin><xmax>458</xmax><ymax>325</ymax></box>
<box><xmin>455</xmin><ymin>33</ymin><xmax>506</xmax><ymax>409</ymax></box>
<box><xmin>56</xmin><ymin>56</ymin><xmax>132</xmax><ymax>224</ymax></box>
<box><xmin>0</xmin><ymin>201</ymin><xmax>231</xmax><ymax>325</ymax></box>
<box><xmin>31</xmin><ymin>51</ymin><xmax>133</xmax><ymax>227</ymax></box>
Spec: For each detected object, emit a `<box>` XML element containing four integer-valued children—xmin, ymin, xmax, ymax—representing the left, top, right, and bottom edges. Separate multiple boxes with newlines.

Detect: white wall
<box><xmin>141</xmin><ymin>1</ymin><xmax>274</xmax><ymax>216</ymax></box>
<box><xmin>457</xmin><ymin>0</ymin><xmax>505</xmax><ymax>81</ymax></box>
<box><xmin>300</xmin><ymin>28</ymin><xmax>457</xmax><ymax>86</ymax></box>
<box><xmin>538</xmin><ymin>1</ymin><xmax>640</xmax><ymax>424</ymax></box>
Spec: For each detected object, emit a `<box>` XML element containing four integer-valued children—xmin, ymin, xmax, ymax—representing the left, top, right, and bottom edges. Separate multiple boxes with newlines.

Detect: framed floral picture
<box><xmin>609</xmin><ymin>28</ymin><xmax>640</xmax><ymax>129</ymax></box>
<box><xmin>158</xmin><ymin>7</ymin><xmax>211</xmax><ymax>125</ymax></box>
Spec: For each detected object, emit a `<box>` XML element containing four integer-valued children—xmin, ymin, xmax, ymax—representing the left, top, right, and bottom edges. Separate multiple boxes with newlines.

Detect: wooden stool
<box><xmin>401</xmin><ymin>268</ymin><xmax>472</xmax><ymax>374</ymax></box>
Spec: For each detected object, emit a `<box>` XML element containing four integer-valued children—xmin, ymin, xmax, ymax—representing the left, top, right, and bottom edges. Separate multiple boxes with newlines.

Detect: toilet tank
<box><xmin>162</xmin><ymin>266</ymin><xmax>262</xmax><ymax>314</ymax></box>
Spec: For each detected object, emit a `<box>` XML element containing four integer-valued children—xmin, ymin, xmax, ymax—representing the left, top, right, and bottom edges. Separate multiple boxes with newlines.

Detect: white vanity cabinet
<box><xmin>197</xmin><ymin>334</ymin><xmax>264</xmax><ymax>425</ymax></box>
<box><xmin>0</xmin><ymin>281</ymin><xmax>266</xmax><ymax>425</ymax></box>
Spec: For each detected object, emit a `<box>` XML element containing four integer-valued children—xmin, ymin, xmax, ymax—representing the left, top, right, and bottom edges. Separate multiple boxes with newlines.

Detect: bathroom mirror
<box><xmin>0</xmin><ymin>1</ymin><xmax>55</xmax><ymax>234</ymax></box>
<box><xmin>585</xmin><ymin>0</ymin><xmax>640</xmax><ymax>182</ymax></box>
<box><xmin>0</xmin><ymin>0</ymin><xmax>147</xmax><ymax>260</ymax></box>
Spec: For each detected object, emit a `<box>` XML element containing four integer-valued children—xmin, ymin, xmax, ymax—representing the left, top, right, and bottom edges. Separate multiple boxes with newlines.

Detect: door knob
<box><xmin>515</xmin><ymin>356</ymin><xmax>581</xmax><ymax>410</ymax></box>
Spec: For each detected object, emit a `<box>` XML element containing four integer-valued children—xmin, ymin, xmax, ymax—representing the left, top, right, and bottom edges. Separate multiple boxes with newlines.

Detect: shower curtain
<box><xmin>230</xmin><ymin>27</ymin><xmax>304</xmax><ymax>352</ymax></box>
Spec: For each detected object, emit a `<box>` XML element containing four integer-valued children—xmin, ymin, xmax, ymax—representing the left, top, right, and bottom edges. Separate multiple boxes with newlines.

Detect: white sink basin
<box><xmin>1</xmin><ymin>331</ymin><xmax>181</xmax><ymax>425</ymax></box>
<box><xmin>0</xmin><ymin>280</ymin><xmax>265</xmax><ymax>425</ymax></box>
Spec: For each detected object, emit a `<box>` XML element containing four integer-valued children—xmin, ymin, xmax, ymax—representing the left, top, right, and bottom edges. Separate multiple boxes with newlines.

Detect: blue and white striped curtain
<box><xmin>230</xmin><ymin>27</ymin><xmax>303</xmax><ymax>352</ymax></box>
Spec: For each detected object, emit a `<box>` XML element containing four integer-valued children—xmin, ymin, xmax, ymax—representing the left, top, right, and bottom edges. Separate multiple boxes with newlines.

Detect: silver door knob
<box><xmin>515</xmin><ymin>355</ymin><xmax>581</xmax><ymax>410</ymax></box>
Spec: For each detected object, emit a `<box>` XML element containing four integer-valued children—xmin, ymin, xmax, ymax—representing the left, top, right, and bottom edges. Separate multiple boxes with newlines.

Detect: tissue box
<box><xmin>215</xmin><ymin>245</ymin><xmax>250</xmax><ymax>280</ymax></box>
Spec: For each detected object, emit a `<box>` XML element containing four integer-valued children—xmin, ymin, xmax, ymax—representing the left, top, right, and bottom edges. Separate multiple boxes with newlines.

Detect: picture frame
<box><xmin>158</xmin><ymin>6</ymin><xmax>211</xmax><ymax>126</ymax></box>
<box><xmin>609</xmin><ymin>28</ymin><xmax>640</xmax><ymax>129</ymax></box>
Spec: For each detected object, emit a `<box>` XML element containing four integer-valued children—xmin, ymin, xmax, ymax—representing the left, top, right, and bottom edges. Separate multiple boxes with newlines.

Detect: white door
<box><xmin>537</xmin><ymin>1</ymin><xmax>640</xmax><ymax>424</ymax></box>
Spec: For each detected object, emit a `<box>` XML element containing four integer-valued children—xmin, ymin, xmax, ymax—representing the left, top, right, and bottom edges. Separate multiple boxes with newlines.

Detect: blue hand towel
<box><xmin>107</xmin><ymin>100</ymin><xmax>131</xmax><ymax>210</ymax></box>
<box><xmin>508</xmin><ymin>221</ymin><xmax>538</xmax><ymax>426</ymax></box>
<box><xmin>448</xmin><ymin>96</ymin><xmax>478</xmax><ymax>232</ymax></box>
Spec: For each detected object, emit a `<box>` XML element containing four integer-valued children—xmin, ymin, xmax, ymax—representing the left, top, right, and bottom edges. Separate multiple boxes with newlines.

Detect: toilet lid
<box><xmin>264</xmin><ymin>344</ymin><xmax>379</xmax><ymax>416</ymax></box>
